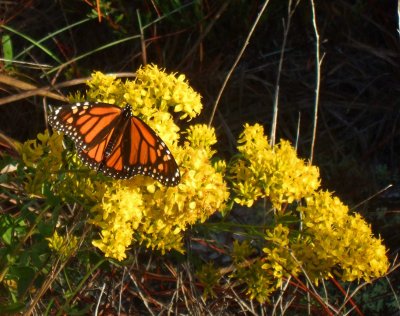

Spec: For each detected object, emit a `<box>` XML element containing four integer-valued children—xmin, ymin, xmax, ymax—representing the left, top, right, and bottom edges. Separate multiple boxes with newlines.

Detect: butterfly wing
<box><xmin>48</xmin><ymin>101</ymin><xmax>122</xmax><ymax>151</ymax></box>
<box><xmin>49</xmin><ymin>102</ymin><xmax>180</xmax><ymax>186</ymax></box>
<box><xmin>79</xmin><ymin>113</ymin><xmax>180</xmax><ymax>186</ymax></box>
<box><xmin>122</xmin><ymin>115</ymin><xmax>180</xmax><ymax>186</ymax></box>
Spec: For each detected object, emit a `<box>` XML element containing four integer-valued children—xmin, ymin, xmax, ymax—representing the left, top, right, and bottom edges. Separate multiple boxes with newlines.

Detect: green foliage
<box><xmin>0</xmin><ymin>112</ymin><xmax>105</xmax><ymax>314</ymax></box>
<box><xmin>197</xmin><ymin>262</ymin><xmax>220</xmax><ymax>299</ymax></box>
<box><xmin>1</xmin><ymin>34</ymin><xmax>13</xmax><ymax>69</ymax></box>
<box><xmin>230</xmin><ymin>240</ymin><xmax>275</xmax><ymax>302</ymax></box>
<box><xmin>0</xmin><ymin>191</ymin><xmax>55</xmax><ymax>310</ymax></box>
<box><xmin>355</xmin><ymin>278</ymin><xmax>400</xmax><ymax>314</ymax></box>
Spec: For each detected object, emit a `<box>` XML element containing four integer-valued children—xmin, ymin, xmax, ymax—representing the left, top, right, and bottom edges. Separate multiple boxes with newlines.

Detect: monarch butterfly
<box><xmin>48</xmin><ymin>101</ymin><xmax>180</xmax><ymax>186</ymax></box>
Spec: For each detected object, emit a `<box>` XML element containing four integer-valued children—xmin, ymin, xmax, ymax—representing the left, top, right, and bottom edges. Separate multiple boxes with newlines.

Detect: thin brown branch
<box><xmin>309</xmin><ymin>0</ymin><xmax>324</xmax><ymax>163</ymax></box>
<box><xmin>270</xmin><ymin>0</ymin><xmax>300</xmax><ymax>146</ymax></box>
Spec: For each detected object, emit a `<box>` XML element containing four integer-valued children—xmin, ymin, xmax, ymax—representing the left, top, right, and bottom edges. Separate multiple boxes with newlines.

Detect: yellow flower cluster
<box><xmin>231</xmin><ymin>123</ymin><xmax>320</xmax><ymax>208</ymax></box>
<box><xmin>91</xmin><ymin>182</ymin><xmax>144</xmax><ymax>261</ymax></box>
<box><xmin>91</xmin><ymin>125</ymin><xmax>228</xmax><ymax>259</ymax></box>
<box><xmin>46</xmin><ymin>231</ymin><xmax>79</xmax><ymax>260</ymax></box>
<box><xmin>19</xmin><ymin>66</ymin><xmax>226</xmax><ymax>261</ymax></box>
<box><xmin>19</xmin><ymin>130</ymin><xmax>105</xmax><ymax>203</ymax></box>
<box><xmin>297</xmin><ymin>191</ymin><xmax>389</xmax><ymax>282</ymax></box>
<box><xmin>130</xmin><ymin>64</ymin><xmax>203</xmax><ymax>120</ymax></box>
<box><xmin>86</xmin><ymin>68</ymin><xmax>228</xmax><ymax>260</ymax></box>
<box><xmin>18</xmin><ymin>64</ymin><xmax>389</xmax><ymax>299</ymax></box>
<box><xmin>262</xmin><ymin>224</ymin><xmax>301</xmax><ymax>286</ymax></box>
<box><xmin>86</xmin><ymin>64</ymin><xmax>202</xmax><ymax>145</ymax></box>
<box><xmin>20</xmin><ymin>130</ymin><xmax>63</xmax><ymax>171</ymax></box>
<box><xmin>231</xmin><ymin>241</ymin><xmax>275</xmax><ymax>302</ymax></box>
<box><xmin>260</xmin><ymin>193</ymin><xmax>389</xmax><ymax>286</ymax></box>
<box><xmin>19</xmin><ymin>130</ymin><xmax>63</xmax><ymax>195</ymax></box>
<box><xmin>185</xmin><ymin>124</ymin><xmax>217</xmax><ymax>157</ymax></box>
<box><xmin>230</xmin><ymin>123</ymin><xmax>389</xmax><ymax>289</ymax></box>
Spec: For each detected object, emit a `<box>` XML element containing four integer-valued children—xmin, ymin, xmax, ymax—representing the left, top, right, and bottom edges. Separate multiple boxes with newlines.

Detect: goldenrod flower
<box><xmin>85</xmin><ymin>68</ymin><xmax>228</xmax><ymax>259</ymax></box>
<box><xmin>231</xmin><ymin>241</ymin><xmax>276</xmax><ymax>303</ymax></box>
<box><xmin>230</xmin><ymin>123</ymin><xmax>320</xmax><ymax>208</ymax></box>
<box><xmin>228</xmin><ymin>123</ymin><xmax>389</xmax><ymax>296</ymax></box>
<box><xmin>19</xmin><ymin>130</ymin><xmax>64</xmax><ymax>195</ymax></box>
<box><xmin>91</xmin><ymin>182</ymin><xmax>144</xmax><ymax>261</ymax></box>
<box><xmin>184</xmin><ymin>124</ymin><xmax>218</xmax><ymax>159</ymax></box>
<box><xmin>18</xmin><ymin>63</ymin><xmax>389</xmax><ymax>306</ymax></box>
<box><xmin>297</xmin><ymin>190</ymin><xmax>389</xmax><ymax>282</ymax></box>
<box><xmin>47</xmin><ymin>231</ymin><xmax>78</xmax><ymax>260</ymax></box>
<box><xmin>262</xmin><ymin>224</ymin><xmax>301</xmax><ymax>287</ymax></box>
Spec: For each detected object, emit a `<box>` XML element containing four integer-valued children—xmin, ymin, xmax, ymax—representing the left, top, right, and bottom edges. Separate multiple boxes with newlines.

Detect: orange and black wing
<box><xmin>78</xmin><ymin>111</ymin><xmax>180</xmax><ymax>186</ymax></box>
<box><xmin>48</xmin><ymin>101</ymin><xmax>122</xmax><ymax>152</ymax></box>
<box><xmin>49</xmin><ymin>102</ymin><xmax>180</xmax><ymax>186</ymax></box>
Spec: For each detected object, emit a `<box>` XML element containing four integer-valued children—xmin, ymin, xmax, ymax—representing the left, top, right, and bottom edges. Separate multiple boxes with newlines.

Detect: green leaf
<box><xmin>29</xmin><ymin>240</ymin><xmax>51</xmax><ymax>267</ymax></box>
<box><xmin>2</xmin><ymin>227</ymin><xmax>13</xmax><ymax>245</ymax></box>
<box><xmin>0</xmin><ymin>302</ymin><xmax>25</xmax><ymax>314</ymax></box>
<box><xmin>1</xmin><ymin>25</ymin><xmax>62</xmax><ymax>64</ymax></box>
<box><xmin>37</xmin><ymin>221</ymin><xmax>54</xmax><ymax>237</ymax></box>
<box><xmin>1</xmin><ymin>34</ymin><xmax>13</xmax><ymax>68</ymax></box>
<box><xmin>15</xmin><ymin>266</ymin><xmax>35</xmax><ymax>296</ymax></box>
<box><xmin>0</xmin><ymin>215</ymin><xmax>14</xmax><ymax>245</ymax></box>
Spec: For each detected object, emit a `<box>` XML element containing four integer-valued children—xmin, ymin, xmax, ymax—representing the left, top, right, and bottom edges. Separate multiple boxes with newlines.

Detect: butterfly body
<box><xmin>48</xmin><ymin>102</ymin><xmax>180</xmax><ymax>186</ymax></box>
